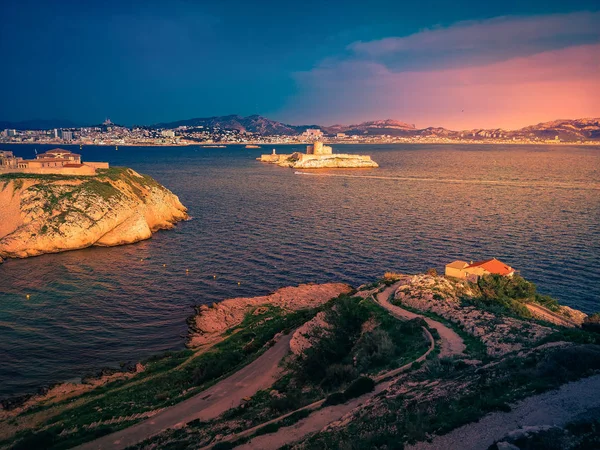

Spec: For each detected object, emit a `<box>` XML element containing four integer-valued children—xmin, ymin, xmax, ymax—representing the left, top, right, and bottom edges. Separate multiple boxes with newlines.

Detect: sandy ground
<box><xmin>375</xmin><ymin>283</ymin><xmax>466</xmax><ymax>357</ymax></box>
<box><xmin>408</xmin><ymin>374</ymin><xmax>600</xmax><ymax>450</ymax></box>
<box><xmin>76</xmin><ymin>334</ymin><xmax>292</xmax><ymax>450</ymax></box>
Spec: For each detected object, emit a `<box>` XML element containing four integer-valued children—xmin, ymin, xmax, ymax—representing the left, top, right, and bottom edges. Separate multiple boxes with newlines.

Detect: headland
<box><xmin>0</xmin><ymin>166</ymin><xmax>187</xmax><ymax>262</ymax></box>
<box><xmin>2</xmin><ymin>266</ymin><xmax>600</xmax><ymax>450</ymax></box>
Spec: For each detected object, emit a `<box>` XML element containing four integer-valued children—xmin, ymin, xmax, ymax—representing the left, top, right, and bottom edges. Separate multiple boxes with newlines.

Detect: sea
<box><xmin>0</xmin><ymin>143</ymin><xmax>599</xmax><ymax>398</ymax></box>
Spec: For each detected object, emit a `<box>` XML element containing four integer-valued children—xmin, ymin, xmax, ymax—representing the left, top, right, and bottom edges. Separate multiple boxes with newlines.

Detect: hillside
<box><xmin>324</xmin><ymin>119</ymin><xmax>417</xmax><ymax>136</ymax></box>
<box><xmin>153</xmin><ymin>115</ymin><xmax>600</xmax><ymax>141</ymax></box>
<box><xmin>2</xmin><ymin>273</ymin><xmax>600</xmax><ymax>450</ymax></box>
<box><xmin>153</xmin><ymin>114</ymin><xmax>319</xmax><ymax>136</ymax></box>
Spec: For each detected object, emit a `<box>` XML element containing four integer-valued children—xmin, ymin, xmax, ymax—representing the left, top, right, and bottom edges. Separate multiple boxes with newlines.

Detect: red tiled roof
<box><xmin>467</xmin><ymin>258</ymin><xmax>514</xmax><ymax>275</ymax></box>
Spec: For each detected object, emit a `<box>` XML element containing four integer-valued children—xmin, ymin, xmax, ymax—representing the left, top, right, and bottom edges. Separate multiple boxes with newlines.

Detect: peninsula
<box><xmin>258</xmin><ymin>141</ymin><xmax>378</xmax><ymax>168</ymax></box>
<box><xmin>2</xmin><ymin>268</ymin><xmax>600</xmax><ymax>450</ymax></box>
<box><xmin>0</xmin><ymin>162</ymin><xmax>188</xmax><ymax>262</ymax></box>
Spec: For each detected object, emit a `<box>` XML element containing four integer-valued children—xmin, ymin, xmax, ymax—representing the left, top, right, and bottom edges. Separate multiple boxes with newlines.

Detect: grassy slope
<box><xmin>3</xmin><ymin>305</ymin><xmax>317</xmax><ymax>450</ymax></box>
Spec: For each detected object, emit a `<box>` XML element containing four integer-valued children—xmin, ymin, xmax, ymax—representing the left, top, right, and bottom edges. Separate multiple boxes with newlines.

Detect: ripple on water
<box><xmin>0</xmin><ymin>143</ymin><xmax>599</xmax><ymax>397</ymax></box>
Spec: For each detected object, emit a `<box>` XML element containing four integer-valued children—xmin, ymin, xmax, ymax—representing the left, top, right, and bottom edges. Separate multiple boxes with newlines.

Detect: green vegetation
<box><xmin>342</xmin><ymin>376</ymin><xmax>376</xmax><ymax>399</ymax></box>
<box><xmin>292</xmin><ymin>296</ymin><xmax>428</xmax><ymax>391</ymax></box>
<box><xmin>5</xmin><ymin>305</ymin><xmax>316</xmax><ymax>450</ymax></box>
<box><xmin>464</xmin><ymin>274</ymin><xmax>560</xmax><ymax>318</ymax></box>
<box><xmin>0</xmin><ymin>172</ymin><xmax>90</xmax><ymax>181</ymax></box>
<box><xmin>300</xmin><ymin>344</ymin><xmax>600</xmax><ymax>449</ymax></box>
<box><xmin>322</xmin><ymin>376</ymin><xmax>376</xmax><ymax>407</ymax></box>
<box><xmin>391</xmin><ymin>301</ymin><xmax>488</xmax><ymax>360</ymax></box>
<box><xmin>127</xmin><ymin>295</ymin><xmax>430</xmax><ymax>450</ymax></box>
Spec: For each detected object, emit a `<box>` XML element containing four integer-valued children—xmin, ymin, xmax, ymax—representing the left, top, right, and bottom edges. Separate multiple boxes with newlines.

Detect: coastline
<box><xmin>2</xmin><ymin>272</ymin><xmax>598</xmax><ymax>450</ymax></box>
<box><xmin>2</xmin><ymin>141</ymin><xmax>600</xmax><ymax>147</ymax></box>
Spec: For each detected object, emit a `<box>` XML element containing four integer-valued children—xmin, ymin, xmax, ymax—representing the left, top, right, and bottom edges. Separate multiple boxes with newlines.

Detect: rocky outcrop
<box><xmin>290</xmin><ymin>311</ymin><xmax>331</xmax><ymax>356</ymax></box>
<box><xmin>0</xmin><ymin>168</ymin><xmax>188</xmax><ymax>261</ymax></box>
<box><xmin>392</xmin><ymin>275</ymin><xmax>554</xmax><ymax>356</ymax></box>
<box><xmin>187</xmin><ymin>283</ymin><xmax>353</xmax><ymax>348</ymax></box>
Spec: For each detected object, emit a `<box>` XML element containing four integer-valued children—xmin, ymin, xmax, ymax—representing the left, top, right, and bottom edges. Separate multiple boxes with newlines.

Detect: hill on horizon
<box><xmin>152</xmin><ymin>115</ymin><xmax>600</xmax><ymax>141</ymax></box>
<box><xmin>2</xmin><ymin>115</ymin><xmax>599</xmax><ymax>141</ymax></box>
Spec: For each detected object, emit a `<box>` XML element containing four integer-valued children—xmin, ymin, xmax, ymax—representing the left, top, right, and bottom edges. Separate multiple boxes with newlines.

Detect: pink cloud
<box><xmin>350</xmin><ymin>11</ymin><xmax>600</xmax><ymax>57</ymax></box>
<box><xmin>278</xmin><ymin>43</ymin><xmax>600</xmax><ymax>129</ymax></box>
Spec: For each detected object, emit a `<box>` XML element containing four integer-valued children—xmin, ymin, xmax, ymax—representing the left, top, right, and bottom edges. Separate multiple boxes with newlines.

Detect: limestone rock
<box><xmin>0</xmin><ymin>168</ymin><xmax>188</xmax><ymax>260</ymax></box>
<box><xmin>187</xmin><ymin>283</ymin><xmax>353</xmax><ymax>348</ymax></box>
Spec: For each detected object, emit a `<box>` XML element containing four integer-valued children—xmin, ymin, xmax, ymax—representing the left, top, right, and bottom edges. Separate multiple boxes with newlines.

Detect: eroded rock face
<box><xmin>187</xmin><ymin>283</ymin><xmax>353</xmax><ymax>348</ymax></box>
<box><xmin>290</xmin><ymin>311</ymin><xmax>331</xmax><ymax>356</ymax></box>
<box><xmin>0</xmin><ymin>168</ymin><xmax>188</xmax><ymax>260</ymax></box>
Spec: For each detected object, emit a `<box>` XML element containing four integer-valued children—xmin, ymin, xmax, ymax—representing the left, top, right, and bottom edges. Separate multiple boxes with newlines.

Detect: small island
<box><xmin>0</xmin><ymin>149</ymin><xmax>188</xmax><ymax>262</ymax></box>
<box><xmin>258</xmin><ymin>141</ymin><xmax>379</xmax><ymax>168</ymax></box>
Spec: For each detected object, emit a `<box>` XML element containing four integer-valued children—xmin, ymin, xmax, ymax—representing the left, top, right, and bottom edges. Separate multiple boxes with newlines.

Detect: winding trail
<box><xmin>76</xmin><ymin>334</ymin><xmax>293</xmax><ymax>450</ymax></box>
<box><xmin>408</xmin><ymin>374</ymin><xmax>600</xmax><ymax>450</ymax></box>
<box><xmin>375</xmin><ymin>282</ymin><xmax>466</xmax><ymax>358</ymax></box>
<box><xmin>219</xmin><ymin>294</ymin><xmax>438</xmax><ymax>450</ymax></box>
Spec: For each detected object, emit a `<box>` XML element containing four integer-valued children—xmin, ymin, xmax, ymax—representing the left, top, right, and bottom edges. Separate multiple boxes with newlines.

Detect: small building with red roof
<box><xmin>445</xmin><ymin>257</ymin><xmax>515</xmax><ymax>281</ymax></box>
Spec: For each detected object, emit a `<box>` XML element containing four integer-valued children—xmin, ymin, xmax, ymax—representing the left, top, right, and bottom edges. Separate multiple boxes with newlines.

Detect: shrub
<box><xmin>583</xmin><ymin>313</ymin><xmax>600</xmax><ymax>333</ymax></box>
<box><xmin>426</xmin><ymin>268</ymin><xmax>438</xmax><ymax>276</ymax></box>
<box><xmin>322</xmin><ymin>364</ymin><xmax>358</xmax><ymax>390</ymax></box>
<box><xmin>269</xmin><ymin>389</ymin><xmax>305</xmax><ymax>413</ymax></box>
<box><xmin>323</xmin><ymin>392</ymin><xmax>347</xmax><ymax>407</ymax></box>
<box><xmin>254</xmin><ymin>422</ymin><xmax>281</xmax><ymax>436</ymax></box>
<box><xmin>211</xmin><ymin>442</ymin><xmax>236</xmax><ymax>450</ymax></box>
<box><xmin>465</xmin><ymin>274</ymin><xmax>551</xmax><ymax>318</ymax></box>
<box><xmin>294</xmin><ymin>296</ymin><xmax>368</xmax><ymax>386</ymax></box>
<box><xmin>343</xmin><ymin>376</ymin><xmax>375</xmax><ymax>399</ymax></box>
<box><xmin>354</xmin><ymin>329</ymin><xmax>395</xmax><ymax>372</ymax></box>
<box><xmin>534</xmin><ymin>344</ymin><xmax>600</xmax><ymax>382</ymax></box>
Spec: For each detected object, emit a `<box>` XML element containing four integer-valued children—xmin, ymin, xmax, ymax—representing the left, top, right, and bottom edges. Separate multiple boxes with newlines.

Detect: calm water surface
<box><xmin>0</xmin><ymin>143</ymin><xmax>599</xmax><ymax>397</ymax></box>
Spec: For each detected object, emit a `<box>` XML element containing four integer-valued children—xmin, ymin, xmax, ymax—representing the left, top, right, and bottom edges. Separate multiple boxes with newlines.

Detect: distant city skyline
<box><xmin>0</xmin><ymin>0</ymin><xmax>599</xmax><ymax>129</ymax></box>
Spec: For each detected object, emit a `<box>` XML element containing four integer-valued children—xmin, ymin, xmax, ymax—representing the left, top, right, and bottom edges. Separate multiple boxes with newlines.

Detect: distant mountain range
<box><xmin>2</xmin><ymin>116</ymin><xmax>599</xmax><ymax>141</ymax></box>
<box><xmin>154</xmin><ymin>115</ymin><xmax>600</xmax><ymax>141</ymax></box>
<box><xmin>152</xmin><ymin>114</ymin><xmax>321</xmax><ymax>136</ymax></box>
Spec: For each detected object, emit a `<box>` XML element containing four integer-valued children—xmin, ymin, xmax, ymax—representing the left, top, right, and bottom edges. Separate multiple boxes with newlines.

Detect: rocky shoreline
<box><xmin>186</xmin><ymin>283</ymin><xmax>353</xmax><ymax>347</ymax></box>
<box><xmin>0</xmin><ymin>167</ymin><xmax>188</xmax><ymax>262</ymax></box>
<box><xmin>2</xmin><ymin>273</ymin><xmax>599</xmax><ymax>450</ymax></box>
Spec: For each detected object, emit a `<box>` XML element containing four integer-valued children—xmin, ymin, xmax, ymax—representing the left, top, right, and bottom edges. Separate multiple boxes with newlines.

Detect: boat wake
<box><xmin>293</xmin><ymin>171</ymin><xmax>600</xmax><ymax>191</ymax></box>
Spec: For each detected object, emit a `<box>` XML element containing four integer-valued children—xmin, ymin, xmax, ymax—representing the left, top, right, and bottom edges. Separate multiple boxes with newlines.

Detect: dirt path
<box><xmin>237</xmin><ymin>380</ymin><xmax>393</xmax><ymax>450</ymax></box>
<box><xmin>375</xmin><ymin>283</ymin><xmax>465</xmax><ymax>358</ymax></box>
<box><xmin>408</xmin><ymin>374</ymin><xmax>600</xmax><ymax>450</ymax></box>
<box><xmin>526</xmin><ymin>303</ymin><xmax>579</xmax><ymax>328</ymax></box>
<box><xmin>76</xmin><ymin>334</ymin><xmax>293</xmax><ymax>450</ymax></box>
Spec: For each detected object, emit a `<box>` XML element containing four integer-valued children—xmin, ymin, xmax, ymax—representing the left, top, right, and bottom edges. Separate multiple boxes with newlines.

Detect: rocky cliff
<box><xmin>0</xmin><ymin>167</ymin><xmax>188</xmax><ymax>261</ymax></box>
<box><xmin>187</xmin><ymin>283</ymin><xmax>353</xmax><ymax>347</ymax></box>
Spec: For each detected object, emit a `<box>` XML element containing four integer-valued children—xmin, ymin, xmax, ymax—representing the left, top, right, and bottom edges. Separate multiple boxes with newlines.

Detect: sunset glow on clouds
<box><xmin>279</xmin><ymin>11</ymin><xmax>600</xmax><ymax>129</ymax></box>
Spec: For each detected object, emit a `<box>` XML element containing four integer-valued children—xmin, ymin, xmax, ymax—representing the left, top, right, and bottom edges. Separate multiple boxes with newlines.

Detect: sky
<box><xmin>0</xmin><ymin>0</ymin><xmax>599</xmax><ymax>129</ymax></box>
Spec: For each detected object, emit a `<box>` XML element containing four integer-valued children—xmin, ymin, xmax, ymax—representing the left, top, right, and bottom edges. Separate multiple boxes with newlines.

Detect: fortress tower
<box><xmin>306</xmin><ymin>141</ymin><xmax>332</xmax><ymax>155</ymax></box>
